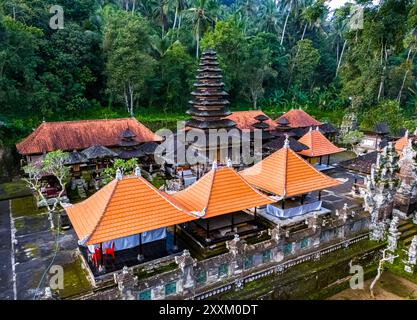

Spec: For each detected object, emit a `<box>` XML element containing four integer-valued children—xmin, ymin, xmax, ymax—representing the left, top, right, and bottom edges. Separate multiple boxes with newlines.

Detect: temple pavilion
<box><xmin>172</xmin><ymin>165</ymin><xmax>274</xmax><ymax>245</ymax></box>
<box><xmin>240</xmin><ymin>137</ymin><xmax>341</xmax><ymax>221</ymax></box>
<box><xmin>65</xmin><ymin>169</ymin><xmax>195</xmax><ymax>275</ymax></box>
<box><xmin>297</xmin><ymin>127</ymin><xmax>345</xmax><ymax>169</ymax></box>
<box><xmin>65</xmin><ymin>164</ymin><xmax>275</xmax><ymax>274</ymax></box>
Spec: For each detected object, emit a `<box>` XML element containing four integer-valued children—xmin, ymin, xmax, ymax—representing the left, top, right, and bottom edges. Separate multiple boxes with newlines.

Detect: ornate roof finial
<box><xmin>316</xmin><ymin>126</ymin><xmax>319</xmax><ymax>131</ymax></box>
<box><xmin>116</xmin><ymin>168</ymin><xmax>123</xmax><ymax>180</ymax></box>
<box><xmin>283</xmin><ymin>135</ymin><xmax>290</xmax><ymax>148</ymax></box>
<box><xmin>212</xmin><ymin>160</ymin><xmax>218</xmax><ymax>171</ymax></box>
<box><xmin>134</xmin><ymin>165</ymin><xmax>141</xmax><ymax>177</ymax></box>
<box><xmin>309</xmin><ymin>126</ymin><xmax>313</xmax><ymax>132</ymax></box>
<box><xmin>226</xmin><ymin>158</ymin><xmax>233</xmax><ymax>168</ymax></box>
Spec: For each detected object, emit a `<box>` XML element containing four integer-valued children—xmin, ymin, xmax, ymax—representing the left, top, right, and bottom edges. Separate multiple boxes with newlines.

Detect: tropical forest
<box><xmin>1</xmin><ymin>0</ymin><xmax>417</xmax><ymax>148</ymax></box>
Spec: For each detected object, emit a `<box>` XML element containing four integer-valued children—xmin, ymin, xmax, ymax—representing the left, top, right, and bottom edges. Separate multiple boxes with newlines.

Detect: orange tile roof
<box><xmin>395</xmin><ymin>135</ymin><xmax>408</xmax><ymax>152</ymax></box>
<box><xmin>172</xmin><ymin>167</ymin><xmax>274</xmax><ymax>218</ymax></box>
<box><xmin>240</xmin><ymin>143</ymin><xmax>341</xmax><ymax>197</ymax></box>
<box><xmin>276</xmin><ymin>109</ymin><xmax>322</xmax><ymax>128</ymax></box>
<box><xmin>297</xmin><ymin>128</ymin><xmax>345</xmax><ymax>157</ymax></box>
<box><xmin>226</xmin><ymin>110</ymin><xmax>276</xmax><ymax>131</ymax></box>
<box><xmin>65</xmin><ymin>176</ymin><xmax>194</xmax><ymax>245</ymax></box>
<box><xmin>16</xmin><ymin>118</ymin><xmax>161</xmax><ymax>155</ymax></box>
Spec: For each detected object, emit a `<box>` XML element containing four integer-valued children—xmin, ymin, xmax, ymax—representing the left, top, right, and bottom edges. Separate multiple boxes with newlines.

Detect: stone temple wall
<box><xmin>114</xmin><ymin>206</ymin><xmax>371</xmax><ymax>300</ymax></box>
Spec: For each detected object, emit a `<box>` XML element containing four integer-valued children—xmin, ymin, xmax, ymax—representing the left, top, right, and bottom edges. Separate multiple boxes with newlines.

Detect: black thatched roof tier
<box><xmin>81</xmin><ymin>145</ymin><xmax>118</xmax><ymax>160</ymax></box>
<box><xmin>121</xmin><ymin>128</ymin><xmax>136</xmax><ymax>139</ymax></box>
<box><xmin>187</xmin><ymin>109</ymin><xmax>232</xmax><ymax>117</ymax></box>
<box><xmin>290</xmin><ymin>127</ymin><xmax>309</xmax><ymax>137</ymax></box>
<box><xmin>263</xmin><ymin>136</ymin><xmax>309</xmax><ymax>152</ymax></box>
<box><xmin>277</xmin><ymin>116</ymin><xmax>290</xmax><ymax>126</ymax></box>
<box><xmin>185</xmin><ymin>119</ymin><xmax>236</xmax><ymax>130</ymax></box>
<box><xmin>254</xmin><ymin>114</ymin><xmax>270</xmax><ymax>122</ymax></box>
<box><xmin>65</xmin><ymin>150</ymin><xmax>88</xmax><ymax>165</ymax></box>
<box><xmin>252</xmin><ymin>122</ymin><xmax>270</xmax><ymax>130</ymax></box>
<box><xmin>319</xmin><ymin>123</ymin><xmax>338</xmax><ymax>134</ymax></box>
<box><xmin>196</xmin><ymin>74</ymin><xmax>223</xmax><ymax>80</ymax></box>
<box><xmin>193</xmin><ymin>82</ymin><xmax>225</xmax><ymax>88</ymax></box>
<box><xmin>339</xmin><ymin>151</ymin><xmax>378</xmax><ymax>174</ymax></box>
<box><xmin>188</xmin><ymin>99</ymin><xmax>229</xmax><ymax>106</ymax></box>
<box><xmin>187</xmin><ymin>49</ymin><xmax>236</xmax><ymax>131</ymax></box>
<box><xmin>191</xmin><ymin>91</ymin><xmax>229</xmax><ymax>97</ymax></box>
<box><xmin>118</xmin><ymin>140</ymin><xmax>141</xmax><ymax>147</ymax></box>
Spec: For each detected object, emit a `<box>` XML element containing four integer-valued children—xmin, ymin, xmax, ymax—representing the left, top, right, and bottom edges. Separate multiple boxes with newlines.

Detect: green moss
<box><xmin>22</xmin><ymin>242</ymin><xmax>39</xmax><ymax>258</ymax></box>
<box><xmin>134</xmin><ymin>262</ymin><xmax>178</xmax><ymax>281</ymax></box>
<box><xmin>0</xmin><ymin>180</ymin><xmax>32</xmax><ymax>201</ymax></box>
<box><xmin>150</xmin><ymin>175</ymin><xmax>165</xmax><ymax>189</ymax></box>
<box><xmin>11</xmin><ymin>196</ymin><xmax>45</xmax><ymax>218</ymax></box>
<box><xmin>59</xmin><ymin>256</ymin><xmax>93</xmax><ymax>299</ymax></box>
<box><xmin>216</xmin><ymin>239</ymin><xmax>385</xmax><ymax>300</ymax></box>
<box><xmin>14</xmin><ymin>218</ymin><xmax>25</xmax><ymax>230</ymax></box>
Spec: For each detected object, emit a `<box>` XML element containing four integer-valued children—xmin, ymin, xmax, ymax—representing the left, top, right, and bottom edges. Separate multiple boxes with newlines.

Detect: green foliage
<box><xmin>0</xmin><ymin>0</ymin><xmax>416</xmax><ymax>146</ymax></box>
<box><xmin>360</xmin><ymin>100</ymin><xmax>414</xmax><ymax>134</ymax></box>
<box><xmin>102</xmin><ymin>158</ymin><xmax>139</xmax><ymax>184</ymax></box>
<box><xmin>341</xmin><ymin>130</ymin><xmax>364</xmax><ymax>149</ymax></box>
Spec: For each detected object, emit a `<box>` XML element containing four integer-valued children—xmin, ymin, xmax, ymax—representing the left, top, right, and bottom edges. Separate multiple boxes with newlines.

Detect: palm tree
<box><xmin>185</xmin><ymin>0</ymin><xmax>215</xmax><ymax>58</ymax></box>
<box><xmin>151</xmin><ymin>0</ymin><xmax>170</xmax><ymax>37</ymax></box>
<box><xmin>258</xmin><ymin>0</ymin><xmax>280</xmax><ymax>34</ymax></box>
<box><xmin>172</xmin><ymin>0</ymin><xmax>187</xmax><ymax>29</ymax></box>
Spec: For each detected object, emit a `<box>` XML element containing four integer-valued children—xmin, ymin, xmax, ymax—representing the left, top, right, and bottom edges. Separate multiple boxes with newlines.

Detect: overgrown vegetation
<box><xmin>1</xmin><ymin>0</ymin><xmax>417</xmax><ymax>146</ymax></box>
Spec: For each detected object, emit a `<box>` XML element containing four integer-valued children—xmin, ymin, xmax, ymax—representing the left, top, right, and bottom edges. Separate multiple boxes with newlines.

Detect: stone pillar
<box><xmin>393</xmin><ymin>138</ymin><xmax>417</xmax><ymax>219</ymax></box>
<box><xmin>386</xmin><ymin>216</ymin><xmax>401</xmax><ymax>263</ymax></box>
<box><xmin>404</xmin><ymin>236</ymin><xmax>417</xmax><ymax>273</ymax></box>
<box><xmin>269</xmin><ymin>224</ymin><xmax>285</xmax><ymax>262</ymax></box>
<box><xmin>226</xmin><ymin>234</ymin><xmax>246</xmax><ymax>275</ymax></box>
<box><xmin>175</xmin><ymin>249</ymin><xmax>196</xmax><ymax>294</ymax></box>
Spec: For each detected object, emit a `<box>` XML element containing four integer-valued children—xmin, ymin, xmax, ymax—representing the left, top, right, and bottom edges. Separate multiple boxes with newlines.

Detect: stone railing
<box><xmin>114</xmin><ymin>209</ymin><xmax>372</xmax><ymax>300</ymax></box>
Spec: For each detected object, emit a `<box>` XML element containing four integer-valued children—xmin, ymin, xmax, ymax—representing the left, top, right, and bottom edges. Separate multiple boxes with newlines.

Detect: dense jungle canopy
<box><xmin>0</xmin><ymin>0</ymin><xmax>417</xmax><ymax>145</ymax></box>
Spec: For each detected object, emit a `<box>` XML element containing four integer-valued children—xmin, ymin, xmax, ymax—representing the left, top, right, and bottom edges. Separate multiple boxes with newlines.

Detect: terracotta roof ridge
<box><xmin>38</xmin><ymin>118</ymin><xmax>136</xmax><ymax>125</ymax></box>
<box><xmin>289</xmin><ymin>148</ymin><xmax>341</xmax><ymax>183</ymax></box>
<box><xmin>137</xmin><ymin>176</ymin><xmax>194</xmax><ymax>216</ymax></box>
<box><xmin>203</xmin><ymin>169</ymin><xmax>217</xmax><ymax>214</ymax></box>
<box><xmin>87</xmin><ymin>179</ymin><xmax>119</xmax><ymax>243</ymax></box>
<box><xmin>283</xmin><ymin>147</ymin><xmax>288</xmax><ymax>196</ymax></box>
<box><xmin>233</xmin><ymin>168</ymin><xmax>272</xmax><ymax>200</ymax></box>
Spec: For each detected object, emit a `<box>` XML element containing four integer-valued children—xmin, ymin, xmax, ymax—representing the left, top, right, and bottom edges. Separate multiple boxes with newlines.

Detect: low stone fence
<box><xmin>114</xmin><ymin>208</ymin><xmax>372</xmax><ymax>300</ymax></box>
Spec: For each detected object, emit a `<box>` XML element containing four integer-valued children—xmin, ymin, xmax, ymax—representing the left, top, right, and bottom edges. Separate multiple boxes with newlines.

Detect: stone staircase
<box><xmin>398</xmin><ymin>219</ymin><xmax>417</xmax><ymax>246</ymax></box>
<box><xmin>76</xmin><ymin>180</ymin><xmax>87</xmax><ymax>199</ymax></box>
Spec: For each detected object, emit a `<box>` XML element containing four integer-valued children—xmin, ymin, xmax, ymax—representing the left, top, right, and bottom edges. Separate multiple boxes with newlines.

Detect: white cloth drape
<box><xmin>266</xmin><ymin>201</ymin><xmax>322</xmax><ymax>218</ymax></box>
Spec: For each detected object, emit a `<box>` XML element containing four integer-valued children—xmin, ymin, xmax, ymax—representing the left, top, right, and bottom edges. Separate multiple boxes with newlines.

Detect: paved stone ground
<box><xmin>7</xmin><ymin>203</ymin><xmax>80</xmax><ymax>300</ymax></box>
<box><xmin>0</xmin><ymin>200</ymin><xmax>14</xmax><ymax>300</ymax></box>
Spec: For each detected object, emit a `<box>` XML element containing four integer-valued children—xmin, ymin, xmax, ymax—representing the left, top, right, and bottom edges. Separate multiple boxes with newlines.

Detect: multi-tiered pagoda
<box><xmin>186</xmin><ymin>50</ymin><xmax>236</xmax><ymax>130</ymax></box>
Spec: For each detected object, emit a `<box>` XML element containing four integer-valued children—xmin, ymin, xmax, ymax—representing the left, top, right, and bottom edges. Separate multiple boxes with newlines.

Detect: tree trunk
<box><xmin>397</xmin><ymin>48</ymin><xmax>413</xmax><ymax>103</ymax></box>
<box><xmin>173</xmin><ymin>6</ymin><xmax>178</xmax><ymax>30</ymax></box>
<box><xmin>335</xmin><ymin>39</ymin><xmax>347</xmax><ymax>77</ymax></box>
<box><xmin>280</xmin><ymin>9</ymin><xmax>291</xmax><ymax>46</ymax></box>
<box><xmin>301</xmin><ymin>24</ymin><xmax>307</xmax><ymax>41</ymax></box>
<box><xmin>377</xmin><ymin>66</ymin><xmax>386</xmax><ymax>102</ymax></box>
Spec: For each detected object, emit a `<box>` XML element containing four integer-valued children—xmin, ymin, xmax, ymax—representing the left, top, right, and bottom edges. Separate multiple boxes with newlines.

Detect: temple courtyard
<box><xmin>0</xmin><ymin>153</ymin><xmax>371</xmax><ymax>299</ymax></box>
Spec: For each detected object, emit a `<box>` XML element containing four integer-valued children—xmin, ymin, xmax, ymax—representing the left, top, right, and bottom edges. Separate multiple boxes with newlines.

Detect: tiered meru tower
<box><xmin>186</xmin><ymin>49</ymin><xmax>236</xmax><ymax>130</ymax></box>
<box><xmin>185</xmin><ymin>49</ymin><xmax>239</xmax><ymax>164</ymax></box>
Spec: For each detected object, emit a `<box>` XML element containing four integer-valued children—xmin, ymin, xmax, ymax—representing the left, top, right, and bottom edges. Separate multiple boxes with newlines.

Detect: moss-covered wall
<box><xmin>213</xmin><ymin>240</ymin><xmax>384</xmax><ymax>300</ymax></box>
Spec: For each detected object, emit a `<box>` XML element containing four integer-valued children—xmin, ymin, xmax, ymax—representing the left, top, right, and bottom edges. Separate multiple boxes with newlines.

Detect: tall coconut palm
<box><xmin>185</xmin><ymin>0</ymin><xmax>215</xmax><ymax>58</ymax></box>
<box><xmin>258</xmin><ymin>0</ymin><xmax>280</xmax><ymax>34</ymax></box>
<box><xmin>172</xmin><ymin>0</ymin><xmax>187</xmax><ymax>29</ymax></box>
